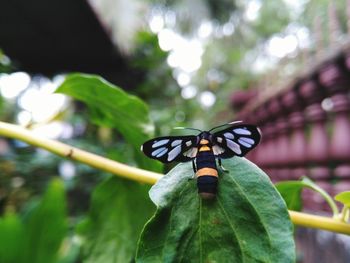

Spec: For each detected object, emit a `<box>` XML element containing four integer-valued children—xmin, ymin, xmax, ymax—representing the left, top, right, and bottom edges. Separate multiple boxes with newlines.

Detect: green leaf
<box><xmin>56</xmin><ymin>73</ymin><xmax>161</xmax><ymax>171</ymax></box>
<box><xmin>0</xmin><ymin>179</ymin><xmax>67</xmax><ymax>263</ymax></box>
<box><xmin>275</xmin><ymin>181</ymin><xmax>304</xmax><ymax>211</ymax></box>
<box><xmin>335</xmin><ymin>191</ymin><xmax>350</xmax><ymax>207</ymax></box>
<box><xmin>275</xmin><ymin>177</ymin><xmax>339</xmax><ymax>216</ymax></box>
<box><xmin>136</xmin><ymin>158</ymin><xmax>295</xmax><ymax>263</ymax></box>
<box><xmin>0</xmin><ymin>213</ymin><xmax>24</xmax><ymax>263</ymax></box>
<box><xmin>21</xmin><ymin>178</ymin><xmax>67</xmax><ymax>263</ymax></box>
<box><xmin>77</xmin><ymin>176</ymin><xmax>155</xmax><ymax>263</ymax></box>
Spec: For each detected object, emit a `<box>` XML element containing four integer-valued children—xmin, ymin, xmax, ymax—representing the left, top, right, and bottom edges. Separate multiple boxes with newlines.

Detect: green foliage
<box><xmin>276</xmin><ymin>177</ymin><xmax>339</xmax><ymax>216</ymax></box>
<box><xmin>335</xmin><ymin>192</ymin><xmax>350</xmax><ymax>222</ymax></box>
<box><xmin>132</xmin><ymin>32</ymin><xmax>177</xmax><ymax>105</ymax></box>
<box><xmin>133</xmin><ymin>31</ymin><xmax>167</xmax><ymax>71</ymax></box>
<box><xmin>252</xmin><ymin>1</ymin><xmax>291</xmax><ymax>38</ymax></box>
<box><xmin>77</xmin><ymin>176</ymin><xmax>155</xmax><ymax>263</ymax></box>
<box><xmin>275</xmin><ymin>177</ymin><xmax>329</xmax><ymax>212</ymax></box>
<box><xmin>0</xmin><ymin>179</ymin><xmax>67</xmax><ymax>263</ymax></box>
<box><xmin>0</xmin><ymin>49</ymin><xmax>12</xmax><ymax>73</ymax></box>
<box><xmin>275</xmin><ymin>181</ymin><xmax>304</xmax><ymax>211</ymax></box>
<box><xmin>0</xmin><ymin>213</ymin><xmax>24</xmax><ymax>263</ymax></box>
<box><xmin>21</xmin><ymin>179</ymin><xmax>67</xmax><ymax>263</ymax></box>
<box><xmin>137</xmin><ymin>158</ymin><xmax>295</xmax><ymax>262</ymax></box>
<box><xmin>56</xmin><ymin>73</ymin><xmax>162</xmax><ymax>172</ymax></box>
<box><xmin>205</xmin><ymin>0</ymin><xmax>236</xmax><ymax>22</ymax></box>
<box><xmin>335</xmin><ymin>191</ymin><xmax>350</xmax><ymax>207</ymax></box>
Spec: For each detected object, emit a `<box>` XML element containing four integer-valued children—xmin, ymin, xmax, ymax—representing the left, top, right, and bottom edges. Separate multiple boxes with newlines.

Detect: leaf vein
<box><xmin>217</xmin><ymin>198</ymin><xmax>244</xmax><ymax>262</ymax></box>
<box><xmin>225</xmin><ymin>172</ymin><xmax>273</xmax><ymax>263</ymax></box>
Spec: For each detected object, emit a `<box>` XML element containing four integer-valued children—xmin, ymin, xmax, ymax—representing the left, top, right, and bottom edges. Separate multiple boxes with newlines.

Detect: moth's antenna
<box><xmin>208</xmin><ymin>121</ymin><xmax>242</xmax><ymax>132</ymax></box>
<box><xmin>174</xmin><ymin>127</ymin><xmax>202</xmax><ymax>132</ymax></box>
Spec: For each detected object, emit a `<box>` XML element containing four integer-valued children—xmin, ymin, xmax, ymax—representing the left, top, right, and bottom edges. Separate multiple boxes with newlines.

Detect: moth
<box><xmin>141</xmin><ymin>121</ymin><xmax>261</xmax><ymax>199</ymax></box>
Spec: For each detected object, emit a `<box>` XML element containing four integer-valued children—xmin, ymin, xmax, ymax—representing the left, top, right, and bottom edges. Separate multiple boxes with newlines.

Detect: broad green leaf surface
<box><xmin>77</xmin><ymin>176</ymin><xmax>155</xmax><ymax>263</ymax></box>
<box><xmin>56</xmin><ymin>73</ymin><xmax>161</xmax><ymax>171</ymax></box>
<box><xmin>335</xmin><ymin>191</ymin><xmax>350</xmax><ymax>207</ymax></box>
<box><xmin>0</xmin><ymin>179</ymin><xmax>67</xmax><ymax>263</ymax></box>
<box><xmin>137</xmin><ymin>158</ymin><xmax>295</xmax><ymax>263</ymax></box>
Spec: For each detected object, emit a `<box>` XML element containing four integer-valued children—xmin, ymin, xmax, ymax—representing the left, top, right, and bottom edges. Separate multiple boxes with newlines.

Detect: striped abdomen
<box><xmin>195</xmin><ymin>145</ymin><xmax>218</xmax><ymax>199</ymax></box>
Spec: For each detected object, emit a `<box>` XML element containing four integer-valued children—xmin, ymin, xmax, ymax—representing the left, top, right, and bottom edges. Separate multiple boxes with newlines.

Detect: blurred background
<box><xmin>1</xmin><ymin>0</ymin><xmax>350</xmax><ymax>262</ymax></box>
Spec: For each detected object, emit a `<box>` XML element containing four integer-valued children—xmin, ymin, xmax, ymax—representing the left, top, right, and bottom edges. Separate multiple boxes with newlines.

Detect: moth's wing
<box><xmin>212</xmin><ymin>124</ymin><xmax>261</xmax><ymax>158</ymax></box>
<box><xmin>141</xmin><ymin>135</ymin><xmax>198</xmax><ymax>163</ymax></box>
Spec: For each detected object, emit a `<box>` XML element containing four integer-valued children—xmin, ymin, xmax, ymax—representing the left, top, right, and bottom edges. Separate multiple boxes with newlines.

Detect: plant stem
<box><xmin>302</xmin><ymin>177</ymin><xmax>340</xmax><ymax>217</ymax></box>
<box><xmin>289</xmin><ymin>211</ymin><xmax>350</xmax><ymax>235</ymax></box>
<box><xmin>0</xmin><ymin>121</ymin><xmax>350</xmax><ymax>235</ymax></box>
<box><xmin>0</xmin><ymin>121</ymin><xmax>162</xmax><ymax>185</ymax></box>
<box><xmin>340</xmin><ymin>206</ymin><xmax>350</xmax><ymax>223</ymax></box>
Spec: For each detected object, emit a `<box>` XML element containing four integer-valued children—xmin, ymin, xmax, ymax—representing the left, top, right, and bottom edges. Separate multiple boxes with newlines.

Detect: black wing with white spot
<box><xmin>141</xmin><ymin>136</ymin><xmax>199</xmax><ymax>163</ymax></box>
<box><xmin>212</xmin><ymin>124</ymin><xmax>261</xmax><ymax>158</ymax></box>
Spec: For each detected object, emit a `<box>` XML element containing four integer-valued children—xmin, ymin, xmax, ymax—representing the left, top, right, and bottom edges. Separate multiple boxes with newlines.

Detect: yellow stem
<box><xmin>0</xmin><ymin>121</ymin><xmax>161</xmax><ymax>185</ymax></box>
<box><xmin>0</xmin><ymin>121</ymin><xmax>349</xmax><ymax>235</ymax></box>
<box><xmin>289</xmin><ymin>211</ymin><xmax>350</xmax><ymax>235</ymax></box>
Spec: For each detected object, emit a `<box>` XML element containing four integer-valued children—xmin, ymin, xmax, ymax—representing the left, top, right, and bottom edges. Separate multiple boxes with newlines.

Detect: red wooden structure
<box><xmin>233</xmin><ymin>53</ymin><xmax>350</xmax><ymax>213</ymax></box>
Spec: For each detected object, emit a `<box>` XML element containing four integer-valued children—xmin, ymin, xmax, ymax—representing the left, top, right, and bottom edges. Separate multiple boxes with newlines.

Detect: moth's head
<box><xmin>199</xmin><ymin>131</ymin><xmax>212</xmax><ymax>145</ymax></box>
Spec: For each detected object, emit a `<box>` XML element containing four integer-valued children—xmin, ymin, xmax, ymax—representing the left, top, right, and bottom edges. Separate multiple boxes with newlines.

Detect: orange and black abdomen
<box><xmin>196</xmin><ymin>145</ymin><xmax>218</xmax><ymax>199</ymax></box>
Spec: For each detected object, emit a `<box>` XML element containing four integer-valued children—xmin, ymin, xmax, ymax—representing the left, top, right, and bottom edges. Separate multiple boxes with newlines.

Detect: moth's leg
<box><xmin>218</xmin><ymin>158</ymin><xmax>229</xmax><ymax>173</ymax></box>
<box><xmin>188</xmin><ymin>159</ymin><xmax>197</xmax><ymax>180</ymax></box>
<box><xmin>192</xmin><ymin>159</ymin><xmax>197</xmax><ymax>172</ymax></box>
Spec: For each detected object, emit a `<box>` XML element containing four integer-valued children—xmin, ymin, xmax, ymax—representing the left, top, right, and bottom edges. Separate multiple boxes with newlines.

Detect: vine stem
<box><xmin>1</xmin><ymin>121</ymin><xmax>350</xmax><ymax>235</ymax></box>
<box><xmin>289</xmin><ymin>211</ymin><xmax>350</xmax><ymax>235</ymax></box>
<box><xmin>301</xmin><ymin>177</ymin><xmax>340</xmax><ymax>217</ymax></box>
<box><xmin>0</xmin><ymin>121</ymin><xmax>161</xmax><ymax>185</ymax></box>
<box><xmin>340</xmin><ymin>206</ymin><xmax>350</xmax><ymax>223</ymax></box>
